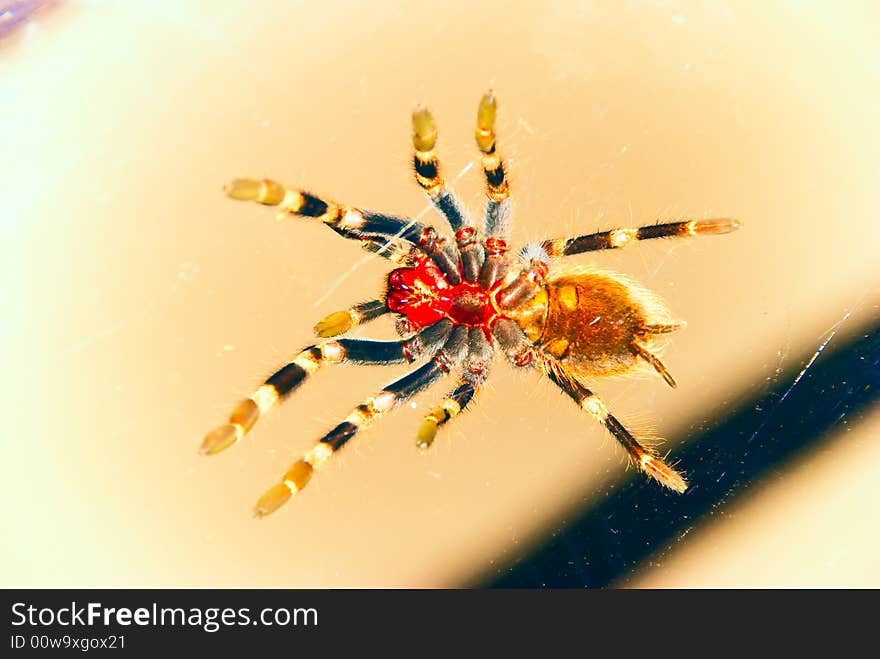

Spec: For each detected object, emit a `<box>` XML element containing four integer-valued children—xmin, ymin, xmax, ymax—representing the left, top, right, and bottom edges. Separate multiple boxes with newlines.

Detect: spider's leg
<box><xmin>463</xmin><ymin>326</ymin><xmax>494</xmax><ymax>384</ymax></box>
<box><xmin>199</xmin><ymin>320</ymin><xmax>452</xmax><ymax>456</ymax></box>
<box><xmin>454</xmin><ymin>226</ymin><xmax>485</xmax><ymax>283</ymax></box>
<box><xmin>478</xmin><ymin>235</ymin><xmax>509</xmax><ymax>289</ymax></box>
<box><xmin>475</xmin><ymin>91</ymin><xmax>520</xmax><ymax>287</ymax></box>
<box><xmin>416</xmin><ymin>380</ymin><xmax>476</xmax><ymax>450</ymax></box>
<box><xmin>254</xmin><ymin>326</ymin><xmax>468</xmax><ymax>517</ymax></box>
<box><xmin>493</xmin><ymin>319</ymin><xmax>686</xmax><ymax>492</ymax></box>
<box><xmin>543</xmin><ymin>361</ymin><xmax>687</xmax><ymax>493</ymax></box>
<box><xmin>359</xmin><ymin>236</ymin><xmax>417</xmax><ymax>265</ymax></box>
<box><xmin>541</xmin><ymin>218</ymin><xmax>741</xmax><ymax>258</ymax></box>
<box><xmin>475</xmin><ymin>91</ymin><xmax>511</xmax><ymax>239</ymax></box>
<box><xmin>410</xmin><ymin>104</ymin><xmax>484</xmax><ymax>280</ymax></box>
<box><xmin>224</xmin><ymin>178</ymin><xmax>459</xmax><ymax>280</ymax></box>
<box><xmin>314</xmin><ymin>299</ymin><xmax>388</xmax><ymax>338</ymax></box>
<box><xmin>630</xmin><ymin>341</ymin><xmax>677</xmax><ymax>389</ymax></box>
<box><xmin>492</xmin><ymin>318</ymin><xmax>536</xmax><ymax>366</ymax></box>
<box><xmin>496</xmin><ymin>258</ymin><xmax>548</xmax><ymax>311</ymax></box>
<box><xmin>226</xmin><ymin>178</ymin><xmax>424</xmax><ymax>246</ymax></box>
<box><xmin>417</xmin><ymin>327</ymin><xmax>493</xmax><ymax>449</ymax></box>
<box><xmin>413</xmin><ymin>225</ymin><xmax>462</xmax><ymax>284</ymax></box>
<box><xmin>411</xmin><ymin>105</ymin><xmax>473</xmax><ymax>235</ymax></box>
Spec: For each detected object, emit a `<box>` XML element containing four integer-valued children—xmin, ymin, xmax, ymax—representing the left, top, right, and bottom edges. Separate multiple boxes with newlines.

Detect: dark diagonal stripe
<box><xmin>487</xmin><ymin>316</ymin><xmax>880</xmax><ymax>588</ymax></box>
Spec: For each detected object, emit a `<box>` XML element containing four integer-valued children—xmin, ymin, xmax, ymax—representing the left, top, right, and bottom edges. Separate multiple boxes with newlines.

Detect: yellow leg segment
<box><xmin>199</xmin><ymin>343</ymin><xmax>344</xmax><ymax>456</ymax></box>
<box><xmin>417</xmin><ymin>398</ymin><xmax>462</xmax><ymax>450</ymax></box>
<box><xmin>411</xmin><ymin>105</ymin><xmax>444</xmax><ymax>197</ymax></box>
<box><xmin>416</xmin><ymin>379</ymin><xmax>478</xmax><ymax>449</ymax></box>
<box><xmin>475</xmin><ymin>91</ymin><xmax>510</xmax><ymax>203</ymax></box>
<box><xmin>225</xmin><ymin>177</ymin><xmax>343</xmax><ymax>224</ymax></box>
<box><xmin>253</xmin><ymin>391</ymin><xmax>398</xmax><ymax>517</ymax></box>
<box><xmin>314</xmin><ymin>300</ymin><xmax>388</xmax><ymax>338</ymax></box>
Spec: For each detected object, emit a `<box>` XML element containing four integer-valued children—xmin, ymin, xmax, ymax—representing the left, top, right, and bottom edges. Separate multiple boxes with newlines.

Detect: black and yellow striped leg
<box><xmin>544</xmin><ymin>363</ymin><xmax>687</xmax><ymax>493</ymax></box>
<box><xmin>225</xmin><ymin>177</ymin><xmax>432</xmax><ymax>255</ymax></box>
<box><xmin>476</xmin><ymin>91</ymin><xmax>511</xmax><ymax>238</ymax></box>
<box><xmin>541</xmin><ymin>218</ymin><xmax>742</xmax><ymax>258</ymax></box>
<box><xmin>254</xmin><ymin>326</ymin><xmax>469</xmax><ymax>517</ymax></box>
<box><xmin>313</xmin><ymin>299</ymin><xmax>388</xmax><ymax>338</ymax></box>
<box><xmin>411</xmin><ymin>105</ymin><xmax>472</xmax><ymax>234</ymax></box>
<box><xmin>410</xmin><ymin>106</ymin><xmax>467</xmax><ymax>283</ymax></box>
<box><xmin>416</xmin><ymin>380</ymin><xmax>477</xmax><ymax>449</ymax></box>
<box><xmin>199</xmin><ymin>321</ymin><xmax>453</xmax><ymax>456</ymax></box>
<box><xmin>226</xmin><ymin>176</ymin><xmax>464</xmax><ymax>282</ymax></box>
<box><xmin>416</xmin><ymin>328</ymin><xmax>492</xmax><ymax>448</ymax></box>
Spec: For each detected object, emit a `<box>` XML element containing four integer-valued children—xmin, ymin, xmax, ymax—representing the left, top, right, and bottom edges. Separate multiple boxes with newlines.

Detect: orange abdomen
<box><xmin>510</xmin><ymin>268</ymin><xmax>669</xmax><ymax>377</ymax></box>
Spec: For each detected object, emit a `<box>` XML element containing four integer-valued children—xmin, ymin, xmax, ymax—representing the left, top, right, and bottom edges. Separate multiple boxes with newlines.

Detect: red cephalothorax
<box><xmin>386</xmin><ymin>256</ymin><xmax>505</xmax><ymax>332</ymax></box>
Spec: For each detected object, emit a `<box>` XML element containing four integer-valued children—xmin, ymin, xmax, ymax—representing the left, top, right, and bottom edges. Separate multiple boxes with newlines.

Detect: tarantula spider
<box><xmin>200</xmin><ymin>92</ymin><xmax>740</xmax><ymax>517</ymax></box>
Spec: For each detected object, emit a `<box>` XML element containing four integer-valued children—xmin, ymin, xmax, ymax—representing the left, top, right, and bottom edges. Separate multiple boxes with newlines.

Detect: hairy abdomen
<box><xmin>509</xmin><ymin>267</ymin><xmax>672</xmax><ymax>377</ymax></box>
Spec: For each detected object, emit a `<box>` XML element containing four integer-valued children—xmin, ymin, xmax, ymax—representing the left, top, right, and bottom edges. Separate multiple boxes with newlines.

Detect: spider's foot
<box><xmin>224</xmin><ymin>178</ymin><xmax>287</xmax><ymax>205</ymax></box>
<box><xmin>640</xmin><ymin>454</ymin><xmax>688</xmax><ymax>493</ymax></box>
<box><xmin>475</xmin><ymin>90</ymin><xmax>497</xmax><ymax>153</ymax></box>
<box><xmin>416</xmin><ymin>390</ymin><xmax>471</xmax><ymax>450</ymax></box>
<box><xmin>314</xmin><ymin>310</ymin><xmax>355</xmax><ymax>338</ymax></box>
<box><xmin>688</xmin><ymin>218</ymin><xmax>742</xmax><ymax>235</ymax></box>
<box><xmin>411</xmin><ymin>105</ymin><xmax>444</xmax><ymax>197</ymax></box>
<box><xmin>316</xmin><ymin>300</ymin><xmax>388</xmax><ymax>338</ymax></box>
<box><xmin>416</xmin><ymin>417</ymin><xmax>439</xmax><ymax>450</ymax></box>
<box><xmin>200</xmin><ymin>397</ymin><xmax>266</xmax><ymax>456</ymax></box>
<box><xmin>411</xmin><ymin>105</ymin><xmax>438</xmax><ymax>152</ymax></box>
<box><xmin>475</xmin><ymin>90</ymin><xmax>509</xmax><ymax>203</ymax></box>
<box><xmin>254</xmin><ymin>460</ymin><xmax>313</xmax><ymax>518</ymax></box>
<box><xmin>225</xmin><ymin>178</ymin><xmax>260</xmax><ymax>200</ymax></box>
<box><xmin>254</xmin><ymin>484</ymin><xmax>291</xmax><ymax>518</ymax></box>
<box><xmin>200</xmin><ymin>424</ymin><xmax>240</xmax><ymax>456</ymax></box>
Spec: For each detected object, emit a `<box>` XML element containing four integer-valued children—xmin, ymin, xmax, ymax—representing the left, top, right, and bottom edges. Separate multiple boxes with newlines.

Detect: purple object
<box><xmin>0</xmin><ymin>0</ymin><xmax>59</xmax><ymax>40</ymax></box>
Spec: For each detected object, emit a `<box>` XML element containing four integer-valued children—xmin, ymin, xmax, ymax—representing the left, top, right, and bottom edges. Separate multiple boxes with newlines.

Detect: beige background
<box><xmin>1</xmin><ymin>1</ymin><xmax>878</xmax><ymax>587</ymax></box>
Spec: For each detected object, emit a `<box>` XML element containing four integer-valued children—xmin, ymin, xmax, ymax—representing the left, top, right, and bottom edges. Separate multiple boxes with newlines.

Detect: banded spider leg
<box><xmin>492</xmin><ymin>319</ymin><xmax>687</xmax><ymax>492</ymax></box>
<box><xmin>253</xmin><ymin>326</ymin><xmax>469</xmax><ymax>517</ymax></box>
